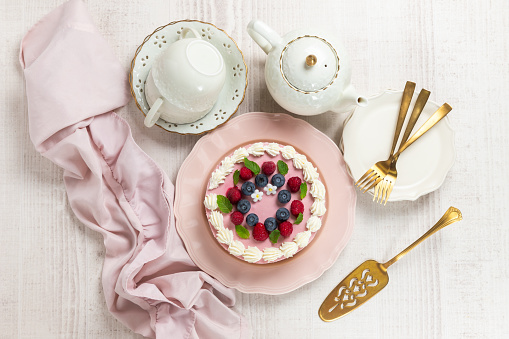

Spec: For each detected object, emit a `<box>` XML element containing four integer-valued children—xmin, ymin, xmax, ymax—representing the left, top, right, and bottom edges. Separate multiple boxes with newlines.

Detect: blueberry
<box><xmin>278</xmin><ymin>189</ymin><xmax>291</xmax><ymax>204</ymax></box>
<box><xmin>264</xmin><ymin>217</ymin><xmax>277</xmax><ymax>232</ymax></box>
<box><xmin>276</xmin><ymin>207</ymin><xmax>290</xmax><ymax>222</ymax></box>
<box><xmin>255</xmin><ymin>173</ymin><xmax>268</xmax><ymax>187</ymax></box>
<box><xmin>237</xmin><ymin>199</ymin><xmax>251</xmax><ymax>214</ymax></box>
<box><xmin>271</xmin><ymin>174</ymin><xmax>285</xmax><ymax>187</ymax></box>
<box><xmin>241</xmin><ymin>181</ymin><xmax>256</xmax><ymax>196</ymax></box>
<box><xmin>246</xmin><ymin>213</ymin><xmax>259</xmax><ymax>227</ymax></box>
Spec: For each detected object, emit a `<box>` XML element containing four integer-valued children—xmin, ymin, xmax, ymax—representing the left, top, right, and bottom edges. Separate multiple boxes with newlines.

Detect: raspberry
<box><xmin>262</xmin><ymin>161</ymin><xmax>276</xmax><ymax>175</ymax></box>
<box><xmin>287</xmin><ymin>176</ymin><xmax>302</xmax><ymax>193</ymax></box>
<box><xmin>226</xmin><ymin>187</ymin><xmax>242</xmax><ymax>204</ymax></box>
<box><xmin>278</xmin><ymin>221</ymin><xmax>293</xmax><ymax>237</ymax></box>
<box><xmin>230</xmin><ymin>211</ymin><xmax>244</xmax><ymax>225</ymax></box>
<box><xmin>240</xmin><ymin>167</ymin><xmax>253</xmax><ymax>180</ymax></box>
<box><xmin>290</xmin><ymin>200</ymin><xmax>304</xmax><ymax>216</ymax></box>
<box><xmin>253</xmin><ymin>223</ymin><xmax>269</xmax><ymax>241</ymax></box>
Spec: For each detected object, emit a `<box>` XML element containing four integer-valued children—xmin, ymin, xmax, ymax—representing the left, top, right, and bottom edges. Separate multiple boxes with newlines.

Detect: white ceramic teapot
<box><xmin>248</xmin><ymin>20</ymin><xmax>367</xmax><ymax>115</ymax></box>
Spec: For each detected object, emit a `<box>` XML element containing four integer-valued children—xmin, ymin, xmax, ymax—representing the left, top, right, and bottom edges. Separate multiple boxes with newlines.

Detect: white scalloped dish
<box><xmin>341</xmin><ymin>90</ymin><xmax>456</xmax><ymax>201</ymax></box>
<box><xmin>129</xmin><ymin>20</ymin><xmax>247</xmax><ymax>135</ymax></box>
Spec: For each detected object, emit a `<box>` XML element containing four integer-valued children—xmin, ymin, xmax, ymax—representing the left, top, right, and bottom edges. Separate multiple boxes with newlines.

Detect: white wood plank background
<box><xmin>1</xmin><ymin>0</ymin><xmax>508</xmax><ymax>338</ymax></box>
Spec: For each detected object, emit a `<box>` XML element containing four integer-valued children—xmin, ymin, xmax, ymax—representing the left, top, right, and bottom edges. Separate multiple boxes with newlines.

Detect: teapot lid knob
<box><xmin>305</xmin><ymin>54</ymin><xmax>317</xmax><ymax>66</ymax></box>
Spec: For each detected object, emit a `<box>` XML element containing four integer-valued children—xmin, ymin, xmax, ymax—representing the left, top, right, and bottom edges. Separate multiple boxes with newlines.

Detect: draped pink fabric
<box><xmin>20</xmin><ymin>1</ymin><xmax>249</xmax><ymax>338</ymax></box>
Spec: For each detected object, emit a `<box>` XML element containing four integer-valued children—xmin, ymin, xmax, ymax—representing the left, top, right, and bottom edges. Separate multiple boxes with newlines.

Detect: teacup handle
<box><xmin>247</xmin><ymin>20</ymin><xmax>282</xmax><ymax>54</ymax></box>
<box><xmin>180</xmin><ymin>27</ymin><xmax>201</xmax><ymax>40</ymax></box>
<box><xmin>144</xmin><ymin>97</ymin><xmax>163</xmax><ymax>127</ymax></box>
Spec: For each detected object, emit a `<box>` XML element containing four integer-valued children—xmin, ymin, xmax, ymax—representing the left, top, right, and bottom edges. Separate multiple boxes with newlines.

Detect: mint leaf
<box><xmin>277</xmin><ymin>160</ymin><xmax>288</xmax><ymax>175</ymax></box>
<box><xmin>233</xmin><ymin>169</ymin><xmax>240</xmax><ymax>185</ymax></box>
<box><xmin>243</xmin><ymin>157</ymin><xmax>260</xmax><ymax>175</ymax></box>
<box><xmin>269</xmin><ymin>229</ymin><xmax>281</xmax><ymax>244</ymax></box>
<box><xmin>217</xmin><ymin>195</ymin><xmax>233</xmax><ymax>213</ymax></box>
<box><xmin>294</xmin><ymin>213</ymin><xmax>303</xmax><ymax>224</ymax></box>
<box><xmin>235</xmin><ymin>225</ymin><xmax>250</xmax><ymax>239</ymax></box>
<box><xmin>300</xmin><ymin>182</ymin><xmax>307</xmax><ymax>200</ymax></box>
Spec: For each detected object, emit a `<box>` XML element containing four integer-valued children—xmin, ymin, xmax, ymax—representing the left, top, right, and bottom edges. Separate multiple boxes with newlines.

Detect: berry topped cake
<box><xmin>203</xmin><ymin>142</ymin><xmax>327</xmax><ymax>264</ymax></box>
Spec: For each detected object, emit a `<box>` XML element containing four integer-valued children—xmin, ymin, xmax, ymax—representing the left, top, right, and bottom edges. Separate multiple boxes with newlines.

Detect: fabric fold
<box><xmin>20</xmin><ymin>1</ymin><xmax>249</xmax><ymax>338</ymax></box>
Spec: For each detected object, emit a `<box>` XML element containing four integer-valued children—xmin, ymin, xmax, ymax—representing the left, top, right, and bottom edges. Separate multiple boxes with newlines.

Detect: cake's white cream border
<box><xmin>204</xmin><ymin>142</ymin><xmax>327</xmax><ymax>264</ymax></box>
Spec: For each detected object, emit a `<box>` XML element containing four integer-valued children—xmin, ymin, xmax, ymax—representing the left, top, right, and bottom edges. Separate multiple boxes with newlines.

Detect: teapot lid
<box><xmin>280</xmin><ymin>35</ymin><xmax>340</xmax><ymax>93</ymax></box>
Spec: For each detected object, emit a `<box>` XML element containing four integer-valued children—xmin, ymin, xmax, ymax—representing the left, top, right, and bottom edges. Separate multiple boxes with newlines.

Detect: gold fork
<box><xmin>374</xmin><ymin>89</ymin><xmax>431</xmax><ymax>204</ymax></box>
<box><xmin>355</xmin><ymin>81</ymin><xmax>416</xmax><ymax>192</ymax></box>
<box><xmin>376</xmin><ymin>102</ymin><xmax>453</xmax><ymax>204</ymax></box>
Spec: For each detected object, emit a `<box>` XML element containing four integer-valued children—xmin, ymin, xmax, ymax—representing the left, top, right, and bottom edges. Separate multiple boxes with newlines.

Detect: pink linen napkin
<box><xmin>20</xmin><ymin>1</ymin><xmax>249</xmax><ymax>338</ymax></box>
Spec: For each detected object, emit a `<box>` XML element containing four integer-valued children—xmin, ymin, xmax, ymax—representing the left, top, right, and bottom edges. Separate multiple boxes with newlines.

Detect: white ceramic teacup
<box><xmin>144</xmin><ymin>28</ymin><xmax>226</xmax><ymax>127</ymax></box>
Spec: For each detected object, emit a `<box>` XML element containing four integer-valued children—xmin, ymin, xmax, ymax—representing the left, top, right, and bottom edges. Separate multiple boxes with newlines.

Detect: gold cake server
<box><xmin>318</xmin><ymin>206</ymin><xmax>462</xmax><ymax>321</ymax></box>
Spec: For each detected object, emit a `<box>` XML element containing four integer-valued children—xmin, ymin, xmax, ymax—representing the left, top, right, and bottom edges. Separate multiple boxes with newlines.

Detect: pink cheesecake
<box><xmin>204</xmin><ymin>142</ymin><xmax>327</xmax><ymax>264</ymax></box>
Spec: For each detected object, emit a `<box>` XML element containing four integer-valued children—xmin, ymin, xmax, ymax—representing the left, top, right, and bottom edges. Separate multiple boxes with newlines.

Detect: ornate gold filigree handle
<box><xmin>382</xmin><ymin>207</ymin><xmax>463</xmax><ymax>269</ymax></box>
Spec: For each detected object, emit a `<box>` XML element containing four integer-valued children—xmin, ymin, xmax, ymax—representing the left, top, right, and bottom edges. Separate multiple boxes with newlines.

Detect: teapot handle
<box><xmin>247</xmin><ymin>20</ymin><xmax>282</xmax><ymax>54</ymax></box>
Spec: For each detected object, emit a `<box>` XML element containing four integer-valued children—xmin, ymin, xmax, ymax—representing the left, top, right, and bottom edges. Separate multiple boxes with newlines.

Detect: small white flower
<box><xmin>263</xmin><ymin>183</ymin><xmax>277</xmax><ymax>195</ymax></box>
<box><xmin>251</xmin><ymin>189</ymin><xmax>264</xmax><ymax>202</ymax></box>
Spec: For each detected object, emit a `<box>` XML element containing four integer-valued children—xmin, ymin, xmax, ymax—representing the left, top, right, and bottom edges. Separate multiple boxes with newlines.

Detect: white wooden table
<box><xmin>1</xmin><ymin>0</ymin><xmax>508</xmax><ymax>337</ymax></box>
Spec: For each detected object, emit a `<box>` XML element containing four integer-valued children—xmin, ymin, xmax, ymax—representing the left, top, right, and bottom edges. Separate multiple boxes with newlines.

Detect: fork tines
<box><xmin>355</xmin><ymin>168</ymin><xmax>383</xmax><ymax>192</ymax></box>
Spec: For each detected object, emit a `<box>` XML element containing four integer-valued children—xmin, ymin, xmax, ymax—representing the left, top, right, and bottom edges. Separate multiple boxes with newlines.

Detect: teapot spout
<box><xmin>331</xmin><ymin>85</ymin><xmax>368</xmax><ymax>114</ymax></box>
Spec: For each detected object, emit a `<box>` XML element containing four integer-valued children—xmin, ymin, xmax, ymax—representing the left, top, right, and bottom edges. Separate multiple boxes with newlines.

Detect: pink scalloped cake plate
<box><xmin>174</xmin><ymin>112</ymin><xmax>356</xmax><ymax>294</ymax></box>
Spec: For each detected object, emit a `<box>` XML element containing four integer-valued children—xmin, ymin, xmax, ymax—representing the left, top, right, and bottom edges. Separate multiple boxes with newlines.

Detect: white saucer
<box><xmin>129</xmin><ymin>20</ymin><xmax>248</xmax><ymax>135</ymax></box>
<box><xmin>341</xmin><ymin>90</ymin><xmax>456</xmax><ymax>201</ymax></box>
